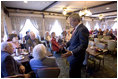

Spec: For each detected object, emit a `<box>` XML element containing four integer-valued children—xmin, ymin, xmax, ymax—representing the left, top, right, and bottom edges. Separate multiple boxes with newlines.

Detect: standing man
<box><xmin>62</xmin><ymin>13</ymin><xmax>89</xmax><ymax>78</ymax></box>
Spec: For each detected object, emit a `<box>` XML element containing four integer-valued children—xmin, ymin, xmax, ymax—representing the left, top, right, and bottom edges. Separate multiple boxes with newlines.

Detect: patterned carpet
<box><xmin>53</xmin><ymin>53</ymin><xmax>117</xmax><ymax>78</ymax></box>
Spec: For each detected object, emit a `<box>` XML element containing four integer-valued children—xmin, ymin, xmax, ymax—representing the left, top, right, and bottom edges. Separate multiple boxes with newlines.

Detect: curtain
<box><xmin>57</xmin><ymin>18</ymin><xmax>66</xmax><ymax>30</ymax></box>
<box><xmin>1</xmin><ymin>9</ymin><xmax>4</xmax><ymax>39</ymax></box>
<box><xmin>89</xmin><ymin>21</ymin><xmax>97</xmax><ymax>30</ymax></box>
<box><xmin>3</xmin><ymin>17</ymin><xmax>9</xmax><ymax>42</ymax></box>
<box><xmin>44</xmin><ymin>18</ymin><xmax>56</xmax><ymax>32</ymax></box>
<box><xmin>10</xmin><ymin>16</ymin><xmax>27</xmax><ymax>34</ymax></box>
<box><xmin>44</xmin><ymin>17</ymin><xmax>66</xmax><ymax>33</ymax></box>
<box><xmin>106</xmin><ymin>21</ymin><xmax>116</xmax><ymax>29</ymax></box>
<box><xmin>29</xmin><ymin>17</ymin><xmax>43</xmax><ymax>36</ymax></box>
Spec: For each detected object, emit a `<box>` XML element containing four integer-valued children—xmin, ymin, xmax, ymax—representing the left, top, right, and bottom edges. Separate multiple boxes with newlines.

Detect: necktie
<box><xmin>72</xmin><ymin>28</ymin><xmax>76</xmax><ymax>36</ymax></box>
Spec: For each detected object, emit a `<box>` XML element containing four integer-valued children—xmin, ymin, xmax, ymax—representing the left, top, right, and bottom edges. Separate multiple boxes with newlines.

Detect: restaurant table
<box><xmin>12</xmin><ymin>53</ymin><xmax>33</xmax><ymax>73</ymax></box>
<box><xmin>86</xmin><ymin>46</ymin><xmax>102</xmax><ymax>57</ymax></box>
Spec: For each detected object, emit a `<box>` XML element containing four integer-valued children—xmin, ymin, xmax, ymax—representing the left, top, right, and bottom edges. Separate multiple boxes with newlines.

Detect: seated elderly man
<box><xmin>1</xmin><ymin>42</ymin><xmax>30</xmax><ymax>78</ymax></box>
<box><xmin>30</xmin><ymin>44</ymin><xmax>58</xmax><ymax>74</ymax></box>
<box><xmin>26</xmin><ymin>31</ymin><xmax>42</xmax><ymax>51</ymax></box>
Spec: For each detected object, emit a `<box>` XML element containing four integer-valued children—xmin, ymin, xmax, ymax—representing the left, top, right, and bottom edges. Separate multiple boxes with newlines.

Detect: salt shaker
<box><xmin>29</xmin><ymin>46</ymin><xmax>31</xmax><ymax>53</ymax></box>
<box><xmin>16</xmin><ymin>48</ymin><xmax>19</xmax><ymax>56</ymax></box>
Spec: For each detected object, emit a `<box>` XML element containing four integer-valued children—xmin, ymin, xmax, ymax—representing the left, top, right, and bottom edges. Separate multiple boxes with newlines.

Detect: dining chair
<box><xmin>108</xmin><ymin>40</ymin><xmax>117</xmax><ymax>55</ymax></box>
<box><xmin>95</xmin><ymin>43</ymin><xmax>106</xmax><ymax>70</ymax></box>
<box><xmin>94</xmin><ymin>38</ymin><xmax>99</xmax><ymax>43</ymax></box>
<box><xmin>36</xmin><ymin>67</ymin><xmax>60</xmax><ymax>78</ymax></box>
<box><xmin>4</xmin><ymin>74</ymin><xmax>24</xmax><ymax>78</ymax></box>
<box><xmin>103</xmin><ymin>36</ymin><xmax>111</xmax><ymax>40</ymax></box>
<box><xmin>98</xmin><ymin>35</ymin><xmax>103</xmax><ymax>39</ymax></box>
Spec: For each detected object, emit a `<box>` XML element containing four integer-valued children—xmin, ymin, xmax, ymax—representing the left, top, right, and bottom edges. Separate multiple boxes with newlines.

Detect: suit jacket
<box><xmin>66</xmin><ymin>23</ymin><xmax>89</xmax><ymax>63</ymax></box>
<box><xmin>1</xmin><ymin>51</ymin><xmax>21</xmax><ymax>77</ymax></box>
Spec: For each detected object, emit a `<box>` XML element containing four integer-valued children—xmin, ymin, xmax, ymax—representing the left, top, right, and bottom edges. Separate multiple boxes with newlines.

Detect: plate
<box><xmin>14</xmin><ymin>55</ymin><xmax>24</xmax><ymax>60</ymax></box>
<box><xmin>21</xmin><ymin>52</ymin><xmax>28</xmax><ymax>55</ymax></box>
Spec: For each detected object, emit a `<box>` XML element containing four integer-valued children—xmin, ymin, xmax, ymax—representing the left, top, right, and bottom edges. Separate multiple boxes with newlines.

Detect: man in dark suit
<box><xmin>62</xmin><ymin>13</ymin><xmax>89</xmax><ymax>78</ymax></box>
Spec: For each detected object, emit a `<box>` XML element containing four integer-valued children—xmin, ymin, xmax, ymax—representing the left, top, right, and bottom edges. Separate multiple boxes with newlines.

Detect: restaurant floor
<box><xmin>53</xmin><ymin>53</ymin><xmax>117</xmax><ymax>78</ymax></box>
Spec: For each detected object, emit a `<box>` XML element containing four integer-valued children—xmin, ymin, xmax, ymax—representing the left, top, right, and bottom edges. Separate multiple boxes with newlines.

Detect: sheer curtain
<box><xmin>29</xmin><ymin>17</ymin><xmax>43</xmax><ymax>36</ymax></box>
<box><xmin>57</xmin><ymin>18</ymin><xmax>66</xmax><ymax>30</ymax></box>
<box><xmin>44</xmin><ymin>18</ymin><xmax>56</xmax><ymax>32</ymax></box>
<box><xmin>10</xmin><ymin>16</ymin><xmax>27</xmax><ymax>34</ymax></box>
<box><xmin>44</xmin><ymin>16</ymin><xmax>66</xmax><ymax>33</ymax></box>
<box><xmin>89</xmin><ymin>21</ymin><xmax>97</xmax><ymax>30</ymax></box>
<box><xmin>3</xmin><ymin>17</ymin><xmax>8</xmax><ymax>42</ymax></box>
<box><xmin>106</xmin><ymin>21</ymin><xmax>116</xmax><ymax>29</ymax></box>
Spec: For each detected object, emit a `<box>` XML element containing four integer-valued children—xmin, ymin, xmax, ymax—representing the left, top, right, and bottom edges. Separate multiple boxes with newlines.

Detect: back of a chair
<box><xmin>96</xmin><ymin>43</ymin><xmax>106</xmax><ymax>49</ymax></box>
<box><xmin>94</xmin><ymin>38</ymin><xmax>99</xmax><ymax>43</ymax></box>
<box><xmin>5</xmin><ymin>74</ymin><xmax>25</xmax><ymax>78</ymax></box>
<box><xmin>98</xmin><ymin>35</ymin><xmax>103</xmax><ymax>39</ymax></box>
<box><xmin>36</xmin><ymin>67</ymin><xmax>60</xmax><ymax>78</ymax></box>
<box><xmin>108</xmin><ymin>40</ymin><xmax>117</xmax><ymax>51</ymax></box>
<box><xmin>89</xmin><ymin>41</ymin><xmax>95</xmax><ymax>46</ymax></box>
<box><xmin>103</xmin><ymin>36</ymin><xmax>111</xmax><ymax>40</ymax></box>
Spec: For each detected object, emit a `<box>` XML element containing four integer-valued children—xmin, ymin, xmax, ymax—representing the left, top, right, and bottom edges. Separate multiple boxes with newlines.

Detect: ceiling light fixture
<box><xmin>114</xmin><ymin>18</ymin><xmax>117</xmax><ymax>21</ymax></box>
<box><xmin>98</xmin><ymin>14</ymin><xmax>104</xmax><ymax>20</ymax></box>
<box><xmin>106</xmin><ymin>7</ymin><xmax>110</xmax><ymax>10</ymax></box>
<box><xmin>79</xmin><ymin>1</ymin><xmax>92</xmax><ymax>17</ymax></box>
<box><xmin>62</xmin><ymin>7</ymin><xmax>67</xmax><ymax>15</ymax></box>
<box><xmin>24</xmin><ymin>1</ymin><xmax>28</xmax><ymax>3</ymax></box>
<box><xmin>79</xmin><ymin>8</ymin><xmax>92</xmax><ymax>17</ymax></box>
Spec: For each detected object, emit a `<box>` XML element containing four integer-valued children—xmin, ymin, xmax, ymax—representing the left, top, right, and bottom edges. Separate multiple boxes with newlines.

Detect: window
<box><xmin>20</xmin><ymin>19</ymin><xmax>39</xmax><ymax>37</ymax></box>
<box><xmin>94</xmin><ymin>23</ymin><xmax>99</xmax><ymax>30</ymax></box>
<box><xmin>50</xmin><ymin>20</ymin><xmax>63</xmax><ymax>36</ymax></box>
<box><xmin>86</xmin><ymin>21</ymin><xmax>91</xmax><ymax>31</ymax></box>
<box><xmin>112</xmin><ymin>22</ymin><xmax>117</xmax><ymax>31</ymax></box>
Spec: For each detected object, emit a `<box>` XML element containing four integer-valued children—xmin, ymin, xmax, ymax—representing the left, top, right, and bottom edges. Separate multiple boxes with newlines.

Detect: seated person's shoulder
<box><xmin>4</xmin><ymin>55</ymin><xmax>15</xmax><ymax>63</ymax></box>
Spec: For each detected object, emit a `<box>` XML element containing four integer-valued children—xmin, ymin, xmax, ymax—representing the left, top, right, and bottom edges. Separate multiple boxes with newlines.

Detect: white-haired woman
<box><xmin>29</xmin><ymin>44</ymin><xmax>58</xmax><ymax>73</ymax></box>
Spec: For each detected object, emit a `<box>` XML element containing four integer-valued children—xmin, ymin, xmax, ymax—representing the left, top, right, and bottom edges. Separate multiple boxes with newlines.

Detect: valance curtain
<box><xmin>10</xmin><ymin>16</ymin><xmax>27</xmax><ymax>34</ymax></box>
<box><xmin>29</xmin><ymin>17</ymin><xmax>43</xmax><ymax>36</ymax></box>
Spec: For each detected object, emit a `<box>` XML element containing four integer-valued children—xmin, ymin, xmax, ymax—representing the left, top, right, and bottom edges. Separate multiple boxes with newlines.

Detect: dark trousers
<box><xmin>69</xmin><ymin>60</ymin><xmax>83</xmax><ymax>78</ymax></box>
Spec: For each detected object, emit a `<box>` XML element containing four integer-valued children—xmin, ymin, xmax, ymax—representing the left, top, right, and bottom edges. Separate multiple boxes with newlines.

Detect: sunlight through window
<box><xmin>94</xmin><ymin>23</ymin><xmax>99</xmax><ymax>30</ymax></box>
<box><xmin>50</xmin><ymin>20</ymin><xmax>63</xmax><ymax>36</ymax></box>
<box><xmin>86</xmin><ymin>21</ymin><xmax>91</xmax><ymax>31</ymax></box>
<box><xmin>20</xmin><ymin>19</ymin><xmax>39</xmax><ymax>37</ymax></box>
<box><xmin>112</xmin><ymin>22</ymin><xmax>117</xmax><ymax>31</ymax></box>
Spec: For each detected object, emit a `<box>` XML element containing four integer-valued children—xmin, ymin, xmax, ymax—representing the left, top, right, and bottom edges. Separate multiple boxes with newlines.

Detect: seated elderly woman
<box><xmin>1</xmin><ymin>42</ymin><xmax>30</xmax><ymax>78</ymax></box>
<box><xmin>8</xmin><ymin>34</ymin><xmax>21</xmax><ymax>52</ymax></box>
<box><xmin>30</xmin><ymin>44</ymin><xmax>58</xmax><ymax>73</ymax></box>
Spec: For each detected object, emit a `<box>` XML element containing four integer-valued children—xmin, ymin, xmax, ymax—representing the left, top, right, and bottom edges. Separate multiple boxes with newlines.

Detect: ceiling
<box><xmin>2</xmin><ymin>1</ymin><xmax>117</xmax><ymax>19</ymax></box>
